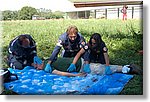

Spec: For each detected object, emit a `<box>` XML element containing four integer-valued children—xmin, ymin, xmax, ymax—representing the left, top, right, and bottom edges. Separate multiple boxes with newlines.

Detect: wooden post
<box><xmin>77</xmin><ymin>11</ymin><xmax>79</xmax><ymax>19</ymax></box>
<box><xmin>118</xmin><ymin>8</ymin><xmax>120</xmax><ymax>19</ymax></box>
<box><xmin>132</xmin><ymin>7</ymin><xmax>134</xmax><ymax>19</ymax></box>
<box><xmin>85</xmin><ymin>11</ymin><xmax>87</xmax><ymax>18</ymax></box>
<box><xmin>94</xmin><ymin>10</ymin><xmax>96</xmax><ymax>18</ymax></box>
<box><xmin>105</xmin><ymin>8</ymin><xmax>107</xmax><ymax>19</ymax></box>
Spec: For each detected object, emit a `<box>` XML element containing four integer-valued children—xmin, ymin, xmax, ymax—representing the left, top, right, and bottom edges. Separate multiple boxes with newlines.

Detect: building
<box><xmin>64</xmin><ymin>0</ymin><xmax>143</xmax><ymax>19</ymax></box>
<box><xmin>32</xmin><ymin>15</ymin><xmax>45</xmax><ymax>20</ymax></box>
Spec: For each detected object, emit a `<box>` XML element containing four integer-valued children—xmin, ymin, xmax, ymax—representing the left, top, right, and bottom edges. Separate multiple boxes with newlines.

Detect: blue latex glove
<box><xmin>44</xmin><ymin>63</ymin><xmax>52</xmax><ymax>73</ymax></box>
<box><xmin>67</xmin><ymin>63</ymin><xmax>76</xmax><ymax>72</ymax></box>
<box><xmin>83</xmin><ymin>64</ymin><xmax>91</xmax><ymax>73</ymax></box>
<box><xmin>105</xmin><ymin>66</ymin><xmax>112</xmax><ymax>75</ymax></box>
<box><xmin>8</xmin><ymin>68</ymin><xmax>15</xmax><ymax>74</ymax></box>
<box><xmin>34</xmin><ymin>56</ymin><xmax>42</xmax><ymax>64</ymax></box>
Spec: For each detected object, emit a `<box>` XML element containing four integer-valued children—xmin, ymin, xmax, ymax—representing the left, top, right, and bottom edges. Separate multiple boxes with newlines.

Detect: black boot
<box><xmin>128</xmin><ymin>64</ymin><xmax>143</xmax><ymax>75</ymax></box>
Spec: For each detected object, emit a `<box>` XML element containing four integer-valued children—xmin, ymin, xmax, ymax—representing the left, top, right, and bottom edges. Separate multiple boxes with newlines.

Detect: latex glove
<box><xmin>83</xmin><ymin>64</ymin><xmax>91</xmax><ymax>73</ymax></box>
<box><xmin>8</xmin><ymin>68</ymin><xmax>15</xmax><ymax>74</ymax></box>
<box><xmin>44</xmin><ymin>64</ymin><xmax>52</xmax><ymax>73</ymax></box>
<box><xmin>67</xmin><ymin>63</ymin><xmax>76</xmax><ymax>72</ymax></box>
<box><xmin>105</xmin><ymin>66</ymin><xmax>112</xmax><ymax>75</ymax></box>
<box><xmin>34</xmin><ymin>56</ymin><xmax>42</xmax><ymax>65</ymax></box>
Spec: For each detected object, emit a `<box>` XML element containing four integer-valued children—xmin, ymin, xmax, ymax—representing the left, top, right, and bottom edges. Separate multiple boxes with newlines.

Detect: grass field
<box><xmin>1</xmin><ymin>19</ymin><xmax>143</xmax><ymax>95</ymax></box>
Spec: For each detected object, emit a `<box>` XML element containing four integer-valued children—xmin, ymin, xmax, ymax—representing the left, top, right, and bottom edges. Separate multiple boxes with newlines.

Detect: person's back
<box><xmin>7</xmin><ymin>34</ymin><xmax>38</xmax><ymax>69</ymax></box>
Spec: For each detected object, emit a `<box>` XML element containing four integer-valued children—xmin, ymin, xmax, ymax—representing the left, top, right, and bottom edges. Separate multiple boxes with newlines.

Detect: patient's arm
<box><xmin>52</xmin><ymin>70</ymin><xmax>86</xmax><ymax>77</ymax></box>
<box><xmin>103</xmin><ymin>52</ymin><xmax>110</xmax><ymax>66</ymax></box>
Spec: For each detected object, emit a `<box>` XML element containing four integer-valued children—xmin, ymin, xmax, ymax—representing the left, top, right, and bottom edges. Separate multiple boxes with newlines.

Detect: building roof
<box><xmin>64</xmin><ymin>0</ymin><xmax>142</xmax><ymax>12</ymax></box>
<box><xmin>71</xmin><ymin>0</ymin><xmax>143</xmax><ymax>8</ymax></box>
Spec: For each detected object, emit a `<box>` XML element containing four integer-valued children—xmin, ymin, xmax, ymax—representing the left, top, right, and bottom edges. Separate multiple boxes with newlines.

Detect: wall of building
<box><xmin>65</xmin><ymin>5</ymin><xmax>142</xmax><ymax>19</ymax></box>
<box><xmin>66</xmin><ymin>11</ymin><xmax>90</xmax><ymax>19</ymax></box>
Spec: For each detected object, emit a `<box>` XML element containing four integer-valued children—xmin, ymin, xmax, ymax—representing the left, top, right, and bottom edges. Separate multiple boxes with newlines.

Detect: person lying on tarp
<box><xmin>34</xmin><ymin>57</ymin><xmax>142</xmax><ymax>77</ymax></box>
<box><xmin>33</xmin><ymin>57</ymin><xmax>86</xmax><ymax>77</ymax></box>
<box><xmin>7</xmin><ymin>34</ymin><xmax>42</xmax><ymax>70</ymax></box>
<box><xmin>67</xmin><ymin>33</ymin><xmax>142</xmax><ymax>75</ymax></box>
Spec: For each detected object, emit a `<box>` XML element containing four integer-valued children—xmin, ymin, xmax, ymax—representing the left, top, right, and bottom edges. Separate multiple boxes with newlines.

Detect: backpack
<box><xmin>0</xmin><ymin>68</ymin><xmax>18</xmax><ymax>83</ymax></box>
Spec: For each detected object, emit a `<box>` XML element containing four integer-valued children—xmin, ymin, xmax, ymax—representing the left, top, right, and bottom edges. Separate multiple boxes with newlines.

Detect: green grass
<box><xmin>1</xmin><ymin>19</ymin><xmax>143</xmax><ymax>95</ymax></box>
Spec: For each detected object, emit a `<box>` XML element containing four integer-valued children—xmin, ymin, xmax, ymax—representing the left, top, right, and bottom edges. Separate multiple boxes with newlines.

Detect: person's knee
<box><xmin>10</xmin><ymin>62</ymin><xmax>24</xmax><ymax>70</ymax></box>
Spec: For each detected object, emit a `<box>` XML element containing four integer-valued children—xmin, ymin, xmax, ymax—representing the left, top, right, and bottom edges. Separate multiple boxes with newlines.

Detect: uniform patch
<box><xmin>84</xmin><ymin>45</ymin><xmax>88</xmax><ymax>50</ymax></box>
<box><xmin>58</xmin><ymin>40</ymin><xmax>62</xmax><ymax>43</ymax></box>
<box><xmin>81</xmin><ymin>41</ymin><xmax>85</xmax><ymax>46</ymax></box>
<box><xmin>79</xmin><ymin>41</ymin><xmax>86</xmax><ymax>48</ymax></box>
<box><xmin>56</xmin><ymin>40</ymin><xmax>63</xmax><ymax>47</ymax></box>
<box><xmin>79</xmin><ymin>44</ymin><xmax>82</xmax><ymax>48</ymax></box>
<box><xmin>103</xmin><ymin>47</ymin><xmax>107</xmax><ymax>52</ymax></box>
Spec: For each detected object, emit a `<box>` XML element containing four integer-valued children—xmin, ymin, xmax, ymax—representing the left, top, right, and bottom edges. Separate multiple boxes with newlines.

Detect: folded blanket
<box><xmin>4</xmin><ymin>68</ymin><xmax>133</xmax><ymax>95</ymax></box>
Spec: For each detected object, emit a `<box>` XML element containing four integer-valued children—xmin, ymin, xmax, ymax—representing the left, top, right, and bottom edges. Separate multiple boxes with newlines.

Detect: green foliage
<box><xmin>11</xmin><ymin>11</ymin><xmax>19</xmax><ymax>20</ymax></box>
<box><xmin>2</xmin><ymin>6</ymin><xmax>64</xmax><ymax>21</ymax></box>
<box><xmin>18</xmin><ymin>6</ymin><xmax>38</xmax><ymax>20</ymax></box>
<box><xmin>2</xmin><ymin>10</ymin><xmax>12</xmax><ymax>20</ymax></box>
<box><xmin>120</xmin><ymin>75</ymin><xmax>143</xmax><ymax>95</ymax></box>
<box><xmin>2</xmin><ymin>19</ymin><xmax>142</xmax><ymax>66</ymax></box>
<box><xmin>38</xmin><ymin>10</ymin><xmax>64</xmax><ymax>19</ymax></box>
<box><xmin>2</xmin><ymin>10</ymin><xmax>19</xmax><ymax>20</ymax></box>
<box><xmin>52</xmin><ymin>11</ymin><xmax>64</xmax><ymax>19</ymax></box>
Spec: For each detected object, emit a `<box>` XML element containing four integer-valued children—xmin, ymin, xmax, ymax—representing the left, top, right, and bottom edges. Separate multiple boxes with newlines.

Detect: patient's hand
<box><xmin>75</xmin><ymin>73</ymin><xmax>87</xmax><ymax>77</ymax></box>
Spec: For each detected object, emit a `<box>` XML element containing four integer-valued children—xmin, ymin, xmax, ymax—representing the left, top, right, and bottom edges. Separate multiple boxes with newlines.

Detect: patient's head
<box><xmin>33</xmin><ymin>62</ymin><xmax>44</xmax><ymax>70</ymax></box>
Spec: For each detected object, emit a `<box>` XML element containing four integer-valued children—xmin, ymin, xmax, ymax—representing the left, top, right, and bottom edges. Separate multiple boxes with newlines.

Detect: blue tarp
<box><xmin>4</xmin><ymin>67</ymin><xmax>133</xmax><ymax>95</ymax></box>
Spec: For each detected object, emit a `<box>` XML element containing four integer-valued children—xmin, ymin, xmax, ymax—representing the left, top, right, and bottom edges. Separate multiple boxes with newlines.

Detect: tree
<box><xmin>37</xmin><ymin>8</ymin><xmax>52</xmax><ymax>19</ymax></box>
<box><xmin>18</xmin><ymin>6</ymin><xmax>38</xmax><ymax>20</ymax></box>
<box><xmin>2</xmin><ymin>10</ymin><xmax>19</xmax><ymax>20</ymax></box>
<box><xmin>36</xmin><ymin>9</ymin><xmax>64</xmax><ymax>19</ymax></box>
<box><xmin>11</xmin><ymin>11</ymin><xmax>19</xmax><ymax>20</ymax></box>
<box><xmin>2</xmin><ymin>10</ymin><xmax>12</xmax><ymax>20</ymax></box>
<box><xmin>52</xmin><ymin>11</ymin><xmax>64</xmax><ymax>19</ymax></box>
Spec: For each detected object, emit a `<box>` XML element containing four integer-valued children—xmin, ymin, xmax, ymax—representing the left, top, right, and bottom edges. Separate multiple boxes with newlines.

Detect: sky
<box><xmin>0</xmin><ymin>0</ymin><xmax>75</xmax><ymax>12</ymax></box>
